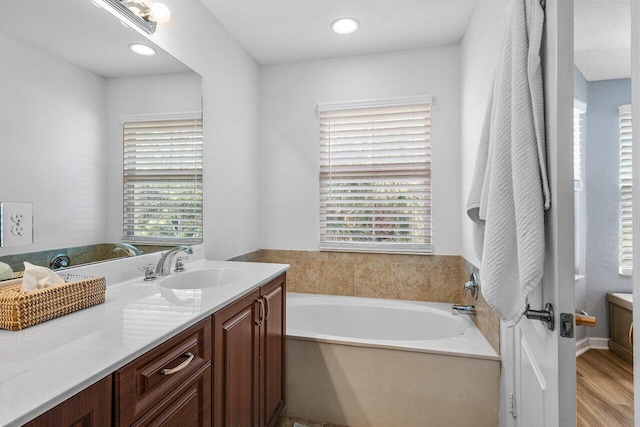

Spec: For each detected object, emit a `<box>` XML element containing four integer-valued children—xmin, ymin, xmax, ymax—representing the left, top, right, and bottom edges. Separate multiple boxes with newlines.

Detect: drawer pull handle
<box><xmin>160</xmin><ymin>352</ymin><xmax>195</xmax><ymax>375</ymax></box>
<box><xmin>630</xmin><ymin>323</ymin><xmax>634</xmax><ymax>347</ymax></box>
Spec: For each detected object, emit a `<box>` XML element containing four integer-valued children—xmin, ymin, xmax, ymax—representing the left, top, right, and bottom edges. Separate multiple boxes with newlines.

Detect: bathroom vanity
<box><xmin>607</xmin><ymin>292</ymin><xmax>633</xmax><ymax>364</ymax></box>
<box><xmin>0</xmin><ymin>257</ymin><xmax>287</xmax><ymax>427</ymax></box>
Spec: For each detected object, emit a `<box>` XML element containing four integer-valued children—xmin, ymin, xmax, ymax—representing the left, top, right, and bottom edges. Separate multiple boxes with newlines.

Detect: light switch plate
<box><xmin>1</xmin><ymin>202</ymin><xmax>33</xmax><ymax>247</ymax></box>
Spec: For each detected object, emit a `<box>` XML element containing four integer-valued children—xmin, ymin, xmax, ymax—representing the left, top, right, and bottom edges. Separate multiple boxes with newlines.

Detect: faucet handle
<box><xmin>140</xmin><ymin>264</ymin><xmax>157</xmax><ymax>281</ymax></box>
<box><xmin>174</xmin><ymin>256</ymin><xmax>189</xmax><ymax>273</ymax></box>
<box><xmin>463</xmin><ymin>272</ymin><xmax>479</xmax><ymax>300</ymax></box>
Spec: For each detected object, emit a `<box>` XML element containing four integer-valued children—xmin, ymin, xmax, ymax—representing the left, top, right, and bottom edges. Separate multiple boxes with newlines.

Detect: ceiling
<box><xmin>574</xmin><ymin>0</ymin><xmax>631</xmax><ymax>81</ymax></box>
<box><xmin>0</xmin><ymin>0</ymin><xmax>628</xmax><ymax>80</ymax></box>
<box><xmin>202</xmin><ymin>0</ymin><xmax>631</xmax><ymax>81</ymax></box>
<box><xmin>199</xmin><ymin>0</ymin><xmax>480</xmax><ymax>65</ymax></box>
<box><xmin>0</xmin><ymin>0</ymin><xmax>191</xmax><ymax>78</ymax></box>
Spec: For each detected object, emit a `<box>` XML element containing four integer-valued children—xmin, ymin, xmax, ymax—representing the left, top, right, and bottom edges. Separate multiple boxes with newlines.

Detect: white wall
<box><xmin>0</xmin><ymin>31</ymin><xmax>107</xmax><ymax>256</ymax></box>
<box><xmin>459</xmin><ymin>1</ymin><xmax>509</xmax><ymax>425</ymax></box>
<box><xmin>104</xmin><ymin>72</ymin><xmax>203</xmax><ymax>242</ymax></box>
<box><xmin>460</xmin><ymin>0</ymin><xmax>509</xmax><ymax>265</ymax></box>
<box><xmin>143</xmin><ymin>0</ymin><xmax>261</xmax><ymax>260</ymax></box>
<box><xmin>258</xmin><ymin>46</ymin><xmax>462</xmax><ymax>255</ymax></box>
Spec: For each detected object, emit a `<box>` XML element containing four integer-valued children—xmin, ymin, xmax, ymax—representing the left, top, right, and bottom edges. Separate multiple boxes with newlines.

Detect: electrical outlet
<box><xmin>1</xmin><ymin>202</ymin><xmax>33</xmax><ymax>247</ymax></box>
<box><xmin>11</xmin><ymin>225</ymin><xmax>24</xmax><ymax>236</ymax></box>
<box><xmin>11</xmin><ymin>212</ymin><xmax>24</xmax><ymax>224</ymax></box>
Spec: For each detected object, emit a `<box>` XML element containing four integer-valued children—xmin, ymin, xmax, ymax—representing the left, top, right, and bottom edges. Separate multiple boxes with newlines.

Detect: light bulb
<box><xmin>331</xmin><ymin>18</ymin><xmax>359</xmax><ymax>35</ymax></box>
<box><xmin>149</xmin><ymin>3</ymin><xmax>171</xmax><ymax>24</ymax></box>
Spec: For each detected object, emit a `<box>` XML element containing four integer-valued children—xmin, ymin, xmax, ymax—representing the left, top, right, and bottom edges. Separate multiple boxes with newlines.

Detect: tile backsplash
<box><xmin>230</xmin><ymin>249</ymin><xmax>500</xmax><ymax>354</ymax></box>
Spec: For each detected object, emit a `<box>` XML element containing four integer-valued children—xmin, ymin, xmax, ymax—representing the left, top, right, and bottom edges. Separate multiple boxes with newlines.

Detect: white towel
<box><xmin>466</xmin><ymin>0</ymin><xmax>550</xmax><ymax>326</ymax></box>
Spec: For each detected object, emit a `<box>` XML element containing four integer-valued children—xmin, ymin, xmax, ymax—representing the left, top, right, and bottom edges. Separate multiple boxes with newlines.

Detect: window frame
<box><xmin>317</xmin><ymin>95</ymin><xmax>433</xmax><ymax>255</ymax></box>
<box><xmin>619</xmin><ymin>104</ymin><xmax>632</xmax><ymax>276</ymax></box>
<box><xmin>121</xmin><ymin>112</ymin><xmax>203</xmax><ymax>245</ymax></box>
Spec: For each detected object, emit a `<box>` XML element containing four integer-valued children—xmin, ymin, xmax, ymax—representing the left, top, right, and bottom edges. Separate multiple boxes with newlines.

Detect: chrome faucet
<box><xmin>113</xmin><ymin>243</ymin><xmax>143</xmax><ymax>257</ymax></box>
<box><xmin>452</xmin><ymin>304</ymin><xmax>476</xmax><ymax>315</ymax></box>
<box><xmin>156</xmin><ymin>245</ymin><xmax>193</xmax><ymax>276</ymax></box>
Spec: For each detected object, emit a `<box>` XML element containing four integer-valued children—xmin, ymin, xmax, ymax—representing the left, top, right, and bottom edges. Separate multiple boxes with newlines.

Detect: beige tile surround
<box><xmin>231</xmin><ymin>249</ymin><xmax>500</xmax><ymax>354</ymax></box>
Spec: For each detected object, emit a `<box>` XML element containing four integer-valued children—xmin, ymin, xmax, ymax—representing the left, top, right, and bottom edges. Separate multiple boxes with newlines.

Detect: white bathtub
<box><xmin>287</xmin><ymin>293</ymin><xmax>498</xmax><ymax>359</ymax></box>
<box><xmin>286</xmin><ymin>293</ymin><xmax>501</xmax><ymax>427</ymax></box>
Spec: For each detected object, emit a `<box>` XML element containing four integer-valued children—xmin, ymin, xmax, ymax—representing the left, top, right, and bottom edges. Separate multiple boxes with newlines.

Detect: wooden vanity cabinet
<box><xmin>22</xmin><ymin>273</ymin><xmax>286</xmax><ymax>427</ymax></box>
<box><xmin>114</xmin><ymin>318</ymin><xmax>212</xmax><ymax>426</ymax></box>
<box><xmin>213</xmin><ymin>273</ymin><xmax>286</xmax><ymax>427</ymax></box>
<box><xmin>23</xmin><ymin>376</ymin><xmax>112</xmax><ymax>427</ymax></box>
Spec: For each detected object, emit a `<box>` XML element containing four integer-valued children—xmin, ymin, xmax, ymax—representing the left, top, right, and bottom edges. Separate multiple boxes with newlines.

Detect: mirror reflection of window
<box><xmin>123</xmin><ymin>116</ymin><xmax>203</xmax><ymax>244</ymax></box>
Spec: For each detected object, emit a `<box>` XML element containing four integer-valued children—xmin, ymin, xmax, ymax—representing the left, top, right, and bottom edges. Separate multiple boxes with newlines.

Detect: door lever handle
<box><xmin>524</xmin><ymin>303</ymin><xmax>555</xmax><ymax>331</ymax></box>
<box><xmin>574</xmin><ymin>309</ymin><xmax>596</xmax><ymax>327</ymax></box>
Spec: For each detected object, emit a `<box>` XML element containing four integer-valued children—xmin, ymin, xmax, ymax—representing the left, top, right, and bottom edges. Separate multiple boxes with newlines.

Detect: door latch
<box><xmin>560</xmin><ymin>313</ymin><xmax>574</xmax><ymax>338</ymax></box>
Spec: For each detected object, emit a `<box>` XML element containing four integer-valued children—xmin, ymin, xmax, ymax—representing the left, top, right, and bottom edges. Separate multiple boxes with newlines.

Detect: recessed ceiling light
<box><xmin>129</xmin><ymin>43</ymin><xmax>156</xmax><ymax>56</ymax></box>
<box><xmin>331</xmin><ymin>18</ymin><xmax>359</xmax><ymax>35</ymax></box>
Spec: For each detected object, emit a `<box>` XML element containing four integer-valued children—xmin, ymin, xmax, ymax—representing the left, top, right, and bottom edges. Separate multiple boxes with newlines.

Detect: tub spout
<box><xmin>452</xmin><ymin>304</ymin><xmax>476</xmax><ymax>315</ymax></box>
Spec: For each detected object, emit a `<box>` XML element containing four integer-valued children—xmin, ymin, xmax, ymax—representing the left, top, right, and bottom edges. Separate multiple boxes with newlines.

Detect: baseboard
<box><xmin>576</xmin><ymin>337</ymin><xmax>609</xmax><ymax>356</ymax></box>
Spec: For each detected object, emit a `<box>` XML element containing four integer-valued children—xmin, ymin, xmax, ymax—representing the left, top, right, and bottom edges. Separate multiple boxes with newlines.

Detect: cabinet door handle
<box><xmin>159</xmin><ymin>352</ymin><xmax>195</xmax><ymax>375</ymax></box>
<box><xmin>264</xmin><ymin>296</ymin><xmax>270</xmax><ymax>320</ymax></box>
<box><xmin>256</xmin><ymin>298</ymin><xmax>266</xmax><ymax>326</ymax></box>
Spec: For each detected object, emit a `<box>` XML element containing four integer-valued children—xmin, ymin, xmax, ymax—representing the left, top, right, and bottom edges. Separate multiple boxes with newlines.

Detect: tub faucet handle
<box><xmin>463</xmin><ymin>272</ymin><xmax>479</xmax><ymax>300</ymax></box>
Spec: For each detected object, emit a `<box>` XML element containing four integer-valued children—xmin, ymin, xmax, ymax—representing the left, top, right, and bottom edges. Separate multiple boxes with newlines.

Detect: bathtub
<box><xmin>286</xmin><ymin>293</ymin><xmax>500</xmax><ymax>427</ymax></box>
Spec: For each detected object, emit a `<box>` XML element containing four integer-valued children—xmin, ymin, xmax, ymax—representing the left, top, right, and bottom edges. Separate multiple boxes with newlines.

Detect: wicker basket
<box><xmin>0</xmin><ymin>275</ymin><xmax>106</xmax><ymax>331</ymax></box>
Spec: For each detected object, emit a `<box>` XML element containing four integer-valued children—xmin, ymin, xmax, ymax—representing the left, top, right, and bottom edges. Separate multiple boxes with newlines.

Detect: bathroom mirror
<box><xmin>0</xmin><ymin>0</ymin><xmax>203</xmax><ymax>278</ymax></box>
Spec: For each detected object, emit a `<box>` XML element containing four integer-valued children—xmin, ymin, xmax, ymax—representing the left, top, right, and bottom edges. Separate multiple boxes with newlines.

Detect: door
<box><xmin>259</xmin><ymin>275</ymin><xmax>286</xmax><ymax>427</ymax></box>
<box><xmin>213</xmin><ymin>289</ymin><xmax>261</xmax><ymax>427</ymax></box>
<box><xmin>633</xmin><ymin>0</ymin><xmax>640</xmax><ymax>422</ymax></box>
<box><xmin>24</xmin><ymin>376</ymin><xmax>112</xmax><ymax>427</ymax></box>
<box><xmin>508</xmin><ymin>0</ymin><xmax>576</xmax><ymax>425</ymax></box>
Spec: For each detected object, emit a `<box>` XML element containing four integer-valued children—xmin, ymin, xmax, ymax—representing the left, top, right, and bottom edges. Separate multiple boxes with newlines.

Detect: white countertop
<box><xmin>607</xmin><ymin>292</ymin><xmax>633</xmax><ymax>311</ymax></box>
<box><xmin>0</xmin><ymin>252</ymin><xmax>288</xmax><ymax>427</ymax></box>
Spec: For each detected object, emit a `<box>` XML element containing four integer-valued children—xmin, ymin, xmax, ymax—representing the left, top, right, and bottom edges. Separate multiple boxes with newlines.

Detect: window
<box><xmin>619</xmin><ymin>104</ymin><xmax>632</xmax><ymax>275</ymax></box>
<box><xmin>318</xmin><ymin>96</ymin><xmax>432</xmax><ymax>254</ymax></box>
<box><xmin>573</xmin><ymin>99</ymin><xmax>586</xmax><ymax>274</ymax></box>
<box><xmin>574</xmin><ymin>100</ymin><xmax>586</xmax><ymax>190</ymax></box>
<box><xmin>123</xmin><ymin>114</ymin><xmax>203</xmax><ymax>244</ymax></box>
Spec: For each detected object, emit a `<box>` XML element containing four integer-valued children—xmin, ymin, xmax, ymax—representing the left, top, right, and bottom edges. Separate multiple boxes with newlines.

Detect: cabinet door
<box><xmin>213</xmin><ymin>289</ymin><xmax>261</xmax><ymax>427</ymax></box>
<box><xmin>132</xmin><ymin>363</ymin><xmax>211</xmax><ymax>427</ymax></box>
<box><xmin>24</xmin><ymin>376</ymin><xmax>111</xmax><ymax>427</ymax></box>
<box><xmin>260</xmin><ymin>274</ymin><xmax>286</xmax><ymax>427</ymax></box>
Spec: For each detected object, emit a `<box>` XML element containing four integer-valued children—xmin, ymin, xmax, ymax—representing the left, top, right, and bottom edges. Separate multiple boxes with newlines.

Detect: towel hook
<box><xmin>524</xmin><ymin>303</ymin><xmax>554</xmax><ymax>331</ymax></box>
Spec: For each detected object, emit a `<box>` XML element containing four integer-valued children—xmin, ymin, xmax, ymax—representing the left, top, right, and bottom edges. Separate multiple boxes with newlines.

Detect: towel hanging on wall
<box><xmin>466</xmin><ymin>0</ymin><xmax>549</xmax><ymax>327</ymax></box>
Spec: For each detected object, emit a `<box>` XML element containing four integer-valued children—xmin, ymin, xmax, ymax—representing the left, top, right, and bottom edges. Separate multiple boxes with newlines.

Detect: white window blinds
<box><xmin>619</xmin><ymin>104</ymin><xmax>632</xmax><ymax>275</ymax></box>
<box><xmin>574</xmin><ymin>100</ymin><xmax>586</xmax><ymax>190</ymax></box>
<box><xmin>123</xmin><ymin>115</ymin><xmax>203</xmax><ymax>244</ymax></box>
<box><xmin>318</xmin><ymin>96</ymin><xmax>432</xmax><ymax>254</ymax></box>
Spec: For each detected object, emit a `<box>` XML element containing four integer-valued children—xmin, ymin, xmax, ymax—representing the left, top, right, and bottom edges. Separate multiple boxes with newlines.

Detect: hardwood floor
<box><xmin>577</xmin><ymin>349</ymin><xmax>633</xmax><ymax>426</ymax></box>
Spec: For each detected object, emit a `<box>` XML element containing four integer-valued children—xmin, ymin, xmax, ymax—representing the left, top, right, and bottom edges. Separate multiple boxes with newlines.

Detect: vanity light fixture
<box><xmin>129</xmin><ymin>43</ymin><xmax>156</xmax><ymax>56</ymax></box>
<box><xmin>99</xmin><ymin>0</ymin><xmax>171</xmax><ymax>34</ymax></box>
<box><xmin>331</xmin><ymin>18</ymin><xmax>359</xmax><ymax>35</ymax></box>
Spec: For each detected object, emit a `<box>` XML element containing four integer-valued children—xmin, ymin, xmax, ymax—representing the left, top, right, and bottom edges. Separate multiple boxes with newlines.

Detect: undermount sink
<box><xmin>159</xmin><ymin>268</ymin><xmax>248</xmax><ymax>289</ymax></box>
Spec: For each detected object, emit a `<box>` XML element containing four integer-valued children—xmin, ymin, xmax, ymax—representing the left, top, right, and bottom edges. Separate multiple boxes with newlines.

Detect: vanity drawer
<box><xmin>114</xmin><ymin>318</ymin><xmax>212</xmax><ymax>426</ymax></box>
